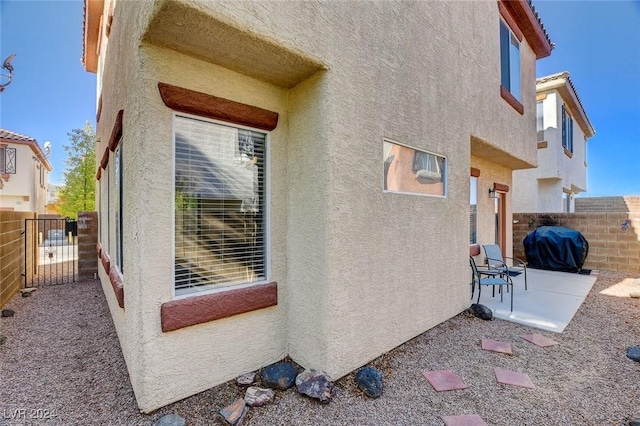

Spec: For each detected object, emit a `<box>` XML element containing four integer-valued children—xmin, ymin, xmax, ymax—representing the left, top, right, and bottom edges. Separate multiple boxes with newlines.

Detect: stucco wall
<box><xmin>94</xmin><ymin>0</ymin><xmax>542</xmax><ymax>412</ymax></box>
<box><xmin>513</xmin><ymin>89</ymin><xmax>589</xmax><ymax>213</ymax></box>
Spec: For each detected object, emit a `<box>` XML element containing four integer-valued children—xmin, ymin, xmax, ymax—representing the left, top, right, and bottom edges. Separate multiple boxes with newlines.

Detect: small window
<box><xmin>536</xmin><ymin>101</ymin><xmax>544</xmax><ymax>141</ymax></box>
<box><xmin>383</xmin><ymin>140</ymin><xmax>446</xmax><ymax>197</ymax></box>
<box><xmin>470</xmin><ymin>176</ymin><xmax>478</xmax><ymax>244</ymax></box>
<box><xmin>500</xmin><ymin>20</ymin><xmax>521</xmax><ymax>102</ymax></box>
<box><xmin>0</xmin><ymin>147</ymin><xmax>16</xmax><ymax>174</ymax></box>
<box><xmin>562</xmin><ymin>106</ymin><xmax>573</xmax><ymax>153</ymax></box>
<box><xmin>174</xmin><ymin>115</ymin><xmax>268</xmax><ymax>296</ymax></box>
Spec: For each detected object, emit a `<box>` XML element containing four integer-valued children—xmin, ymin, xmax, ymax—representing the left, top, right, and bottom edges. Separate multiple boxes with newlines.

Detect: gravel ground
<box><xmin>1</xmin><ymin>270</ymin><xmax>640</xmax><ymax>426</ymax></box>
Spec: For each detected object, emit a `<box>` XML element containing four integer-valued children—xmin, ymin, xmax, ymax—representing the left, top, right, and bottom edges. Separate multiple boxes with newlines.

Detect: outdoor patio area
<box><xmin>476</xmin><ymin>268</ymin><xmax>599</xmax><ymax>333</ymax></box>
<box><xmin>1</xmin><ymin>270</ymin><xmax>640</xmax><ymax>425</ymax></box>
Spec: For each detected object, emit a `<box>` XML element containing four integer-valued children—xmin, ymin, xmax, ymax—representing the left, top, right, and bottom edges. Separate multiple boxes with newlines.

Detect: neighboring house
<box><xmin>83</xmin><ymin>0</ymin><xmax>551</xmax><ymax>412</ymax></box>
<box><xmin>513</xmin><ymin>72</ymin><xmax>595</xmax><ymax>213</ymax></box>
<box><xmin>0</xmin><ymin>129</ymin><xmax>52</xmax><ymax>214</ymax></box>
<box><xmin>45</xmin><ymin>183</ymin><xmax>60</xmax><ymax>214</ymax></box>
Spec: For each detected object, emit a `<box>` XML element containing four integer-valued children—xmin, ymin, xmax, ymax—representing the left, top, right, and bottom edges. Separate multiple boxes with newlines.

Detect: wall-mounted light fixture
<box><xmin>0</xmin><ymin>54</ymin><xmax>16</xmax><ymax>93</ymax></box>
<box><xmin>489</xmin><ymin>187</ymin><xmax>497</xmax><ymax>199</ymax></box>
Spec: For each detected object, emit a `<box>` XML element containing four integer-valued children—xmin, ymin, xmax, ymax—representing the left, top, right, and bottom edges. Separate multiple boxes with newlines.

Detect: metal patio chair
<box><xmin>470</xmin><ymin>256</ymin><xmax>513</xmax><ymax>311</ymax></box>
<box><xmin>482</xmin><ymin>244</ymin><xmax>528</xmax><ymax>290</ymax></box>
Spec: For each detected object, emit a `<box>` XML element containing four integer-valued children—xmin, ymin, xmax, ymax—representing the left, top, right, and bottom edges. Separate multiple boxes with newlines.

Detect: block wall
<box><xmin>514</xmin><ymin>211</ymin><xmax>640</xmax><ymax>273</ymax></box>
<box><xmin>0</xmin><ymin>211</ymin><xmax>37</xmax><ymax>308</ymax></box>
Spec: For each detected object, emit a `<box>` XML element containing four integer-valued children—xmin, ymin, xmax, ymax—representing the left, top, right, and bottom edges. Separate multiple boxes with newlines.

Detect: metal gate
<box><xmin>23</xmin><ymin>218</ymin><xmax>78</xmax><ymax>287</ymax></box>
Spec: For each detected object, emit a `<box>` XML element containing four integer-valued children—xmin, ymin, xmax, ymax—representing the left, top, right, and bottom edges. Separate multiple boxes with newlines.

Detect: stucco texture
<box><xmin>513</xmin><ymin>90</ymin><xmax>589</xmax><ymax>213</ymax></box>
<box><xmin>93</xmin><ymin>0</ymin><xmax>541</xmax><ymax>412</ymax></box>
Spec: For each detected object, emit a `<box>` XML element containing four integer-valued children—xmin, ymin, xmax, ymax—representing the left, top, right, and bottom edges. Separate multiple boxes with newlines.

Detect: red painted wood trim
<box><xmin>500</xmin><ymin>0</ymin><xmax>552</xmax><ymax>59</ymax></box>
<box><xmin>470</xmin><ymin>244</ymin><xmax>481</xmax><ymax>256</ymax></box>
<box><xmin>500</xmin><ymin>85</ymin><xmax>524</xmax><ymax>115</ymax></box>
<box><xmin>100</xmin><ymin>146</ymin><xmax>109</xmax><ymax>170</ymax></box>
<box><xmin>470</xmin><ymin>167</ymin><xmax>481</xmax><ymax>178</ymax></box>
<box><xmin>96</xmin><ymin>242</ymin><xmax>102</xmax><ymax>258</ymax></box>
<box><xmin>96</xmin><ymin>167</ymin><xmax>102</xmax><ymax>181</ymax></box>
<box><xmin>108</xmin><ymin>109</ymin><xmax>124</xmax><ymax>151</ymax></box>
<box><xmin>158</xmin><ymin>83</ymin><xmax>279</xmax><ymax>131</ymax></box>
<box><xmin>101</xmin><ymin>250</ymin><xmax>111</xmax><ymax>273</ymax></box>
<box><xmin>109</xmin><ymin>266</ymin><xmax>125</xmax><ymax>308</ymax></box>
<box><xmin>161</xmin><ymin>282</ymin><xmax>278</xmax><ymax>332</ymax></box>
<box><xmin>493</xmin><ymin>182</ymin><xmax>510</xmax><ymax>193</ymax></box>
<box><xmin>497</xmin><ymin>1</ymin><xmax>523</xmax><ymax>42</ymax></box>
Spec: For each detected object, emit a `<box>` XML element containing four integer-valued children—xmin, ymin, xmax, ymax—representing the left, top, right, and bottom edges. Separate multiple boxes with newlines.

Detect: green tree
<box><xmin>58</xmin><ymin>122</ymin><xmax>96</xmax><ymax>219</ymax></box>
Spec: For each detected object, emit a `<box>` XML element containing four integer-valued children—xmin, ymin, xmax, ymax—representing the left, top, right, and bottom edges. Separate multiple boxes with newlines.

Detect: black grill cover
<box><xmin>523</xmin><ymin>226</ymin><xmax>589</xmax><ymax>272</ymax></box>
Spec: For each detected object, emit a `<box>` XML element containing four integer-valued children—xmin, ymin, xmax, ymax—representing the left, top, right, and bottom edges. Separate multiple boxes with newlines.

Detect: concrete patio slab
<box><xmin>476</xmin><ymin>268</ymin><xmax>597</xmax><ymax>333</ymax></box>
<box><xmin>441</xmin><ymin>414</ymin><xmax>488</xmax><ymax>426</ymax></box>
<box><xmin>422</xmin><ymin>370</ymin><xmax>468</xmax><ymax>392</ymax></box>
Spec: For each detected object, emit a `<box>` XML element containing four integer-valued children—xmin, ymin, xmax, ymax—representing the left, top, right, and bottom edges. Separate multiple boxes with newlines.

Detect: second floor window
<box><xmin>562</xmin><ymin>105</ymin><xmax>573</xmax><ymax>153</ymax></box>
<box><xmin>536</xmin><ymin>101</ymin><xmax>544</xmax><ymax>141</ymax></box>
<box><xmin>500</xmin><ymin>20</ymin><xmax>521</xmax><ymax>102</ymax></box>
<box><xmin>0</xmin><ymin>147</ymin><xmax>16</xmax><ymax>174</ymax></box>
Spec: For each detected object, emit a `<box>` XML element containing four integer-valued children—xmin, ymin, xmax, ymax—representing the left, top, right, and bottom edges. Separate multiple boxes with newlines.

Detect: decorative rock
<box><xmin>237</xmin><ymin>372</ymin><xmax>256</xmax><ymax>386</ymax></box>
<box><xmin>20</xmin><ymin>288</ymin><xmax>36</xmax><ymax>294</ymax></box>
<box><xmin>260</xmin><ymin>362</ymin><xmax>298</xmax><ymax>390</ymax></box>
<box><xmin>633</xmin><ymin>278</ymin><xmax>640</xmax><ymax>286</ymax></box>
<box><xmin>21</xmin><ymin>292</ymin><xmax>32</xmax><ymax>298</ymax></box>
<box><xmin>295</xmin><ymin>369</ymin><xmax>335</xmax><ymax>403</ymax></box>
<box><xmin>629</xmin><ymin>420</ymin><xmax>640</xmax><ymax>426</ymax></box>
<box><xmin>355</xmin><ymin>366</ymin><xmax>383</xmax><ymax>399</ymax></box>
<box><xmin>0</xmin><ymin>334</ymin><xmax>6</xmax><ymax>345</ymax></box>
<box><xmin>1</xmin><ymin>309</ymin><xmax>15</xmax><ymax>317</ymax></box>
<box><xmin>219</xmin><ymin>399</ymin><xmax>247</xmax><ymax>426</ymax></box>
<box><xmin>244</xmin><ymin>386</ymin><xmax>275</xmax><ymax>407</ymax></box>
<box><xmin>627</xmin><ymin>346</ymin><xmax>640</xmax><ymax>362</ymax></box>
<box><xmin>469</xmin><ymin>303</ymin><xmax>493</xmax><ymax>320</ymax></box>
<box><xmin>153</xmin><ymin>413</ymin><xmax>187</xmax><ymax>426</ymax></box>
<box><xmin>630</xmin><ymin>291</ymin><xmax>640</xmax><ymax>298</ymax></box>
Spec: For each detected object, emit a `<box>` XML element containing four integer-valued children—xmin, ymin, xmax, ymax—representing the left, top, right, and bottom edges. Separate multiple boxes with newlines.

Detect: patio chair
<box><xmin>482</xmin><ymin>244</ymin><xmax>528</xmax><ymax>290</ymax></box>
<box><xmin>470</xmin><ymin>256</ymin><xmax>513</xmax><ymax>311</ymax></box>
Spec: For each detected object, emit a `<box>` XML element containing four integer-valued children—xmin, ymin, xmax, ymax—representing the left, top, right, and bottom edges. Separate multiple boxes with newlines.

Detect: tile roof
<box><xmin>0</xmin><ymin>128</ymin><xmax>36</xmax><ymax>142</ymax></box>
<box><xmin>536</xmin><ymin>71</ymin><xmax>570</xmax><ymax>85</ymax></box>
<box><xmin>537</xmin><ymin>71</ymin><xmax>594</xmax><ymax>137</ymax></box>
<box><xmin>527</xmin><ymin>0</ymin><xmax>554</xmax><ymax>50</ymax></box>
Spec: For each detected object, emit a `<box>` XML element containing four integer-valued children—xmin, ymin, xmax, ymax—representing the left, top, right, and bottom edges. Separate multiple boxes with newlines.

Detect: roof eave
<box><xmin>82</xmin><ymin>0</ymin><xmax>104</xmax><ymax>74</ymax></box>
<box><xmin>0</xmin><ymin>138</ymin><xmax>53</xmax><ymax>172</ymax></box>
<box><xmin>501</xmin><ymin>0</ymin><xmax>553</xmax><ymax>59</ymax></box>
<box><xmin>537</xmin><ymin>78</ymin><xmax>596</xmax><ymax>138</ymax></box>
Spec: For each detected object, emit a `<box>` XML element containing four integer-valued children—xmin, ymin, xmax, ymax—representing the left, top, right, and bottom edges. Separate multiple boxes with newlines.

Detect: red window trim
<box><xmin>161</xmin><ymin>282</ymin><xmax>278</xmax><ymax>332</ymax></box>
<box><xmin>500</xmin><ymin>85</ymin><xmax>524</xmax><ymax>115</ymax></box>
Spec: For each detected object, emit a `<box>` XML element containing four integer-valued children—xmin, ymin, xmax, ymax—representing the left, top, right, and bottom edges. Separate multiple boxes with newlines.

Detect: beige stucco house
<box><xmin>0</xmin><ymin>129</ymin><xmax>52</xmax><ymax>214</ymax></box>
<box><xmin>513</xmin><ymin>72</ymin><xmax>595</xmax><ymax>213</ymax></box>
<box><xmin>83</xmin><ymin>0</ymin><xmax>552</xmax><ymax>412</ymax></box>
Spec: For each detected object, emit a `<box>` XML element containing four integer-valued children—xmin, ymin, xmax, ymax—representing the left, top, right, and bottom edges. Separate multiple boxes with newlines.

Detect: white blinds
<box><xmin>174</xmin><ymin>115</ymin><xmax>267</xmax><ymax>294</ymax></box>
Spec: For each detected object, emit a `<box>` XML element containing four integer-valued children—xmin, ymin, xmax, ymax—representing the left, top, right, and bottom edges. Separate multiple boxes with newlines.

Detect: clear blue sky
<box><xmin>0</xmin><ymin>0</ymin><xmax>95</xmax><ymax>185</ymax></box>
<box><xmin>1</xmin><ymin>1</ymin><xmax>639</xmax><ymax>195</ymax></box>
<box><xmin>534</xmin><ymin>0</ymin><xmax>640</xmax><ymax>196</ymax></box>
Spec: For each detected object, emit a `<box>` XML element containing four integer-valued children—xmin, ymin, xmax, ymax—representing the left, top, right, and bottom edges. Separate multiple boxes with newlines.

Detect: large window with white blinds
<box><xmin>174</xmin><ymin>114</ymin><xmax>268</xmax><ymax>296</ymax></box>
